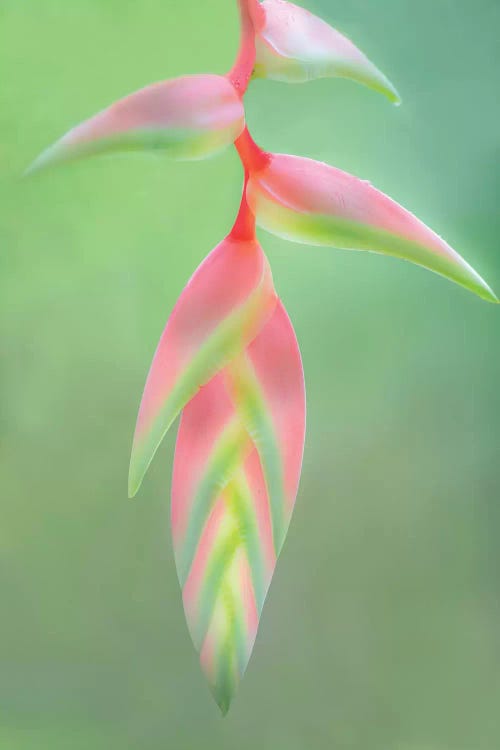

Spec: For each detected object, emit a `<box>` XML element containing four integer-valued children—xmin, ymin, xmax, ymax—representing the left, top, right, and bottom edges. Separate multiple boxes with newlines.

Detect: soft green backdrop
<box><xmin>1</xmin><ymin>1</ymin><xmax>499</xmax><ymax>748</ymax></box>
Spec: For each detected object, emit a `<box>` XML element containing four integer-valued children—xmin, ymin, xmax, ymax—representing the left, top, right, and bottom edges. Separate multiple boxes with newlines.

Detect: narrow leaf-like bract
<box><xmin>253</xmin><ymin>0</ymin><xmax>400</xmax><ymax>103</ymax></box>
<box><xmin>247</xmin><ymin>154</ymin><xmax>497</xmax><ymax>302</ymax></box>
<box><xmin>129</xmin><ymin>235</ymin><xmax>277</xmax><ymax>497</ymax></box>
<box><xmin>172</xmin><ymin>301</ymin><xmax>305</xmax><ymax>714</ymax></box>
<box><xmin>27</xmin><ymin>75</ymin><xmax>245</xmax><ymax>173</ymax></box>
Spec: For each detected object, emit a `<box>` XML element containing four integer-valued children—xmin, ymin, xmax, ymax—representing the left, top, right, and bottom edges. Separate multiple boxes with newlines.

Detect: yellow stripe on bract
<box><xmin>185</xmin><ymin>421</ymin><xmax>270</xmax><ymax>659</ymax></box>
<box><xmin>204</xmin><ymin>555</ymin><xmax>247</xmax><ymax>715</ymax></box>
<box><xmin>227</xmin><ymin>354</ymin><xmax>287</xmax><ymax>555</ymax></box>
<box><xmin>226</xmin><ymin>470</ymin><xmax>269</xmax><ymax>612</ymax></box>
<box><xmin>221</xmin><ymin>550</ymin><xmax>250</xmax><ymax>676</ymax></box>
<box><xmin>190</xmin><ymin>511</ymin><xmax>240</xmax><ymax>650</ymax></box>
<box><xmin>254</xmin><ymin>195</ymin><xmax>498</xmax><ymax>304</ymax></box>
<box><xmin>27</xmin><ymin>126</ymin><xmax>241</xmax><ymax>175</ymax></box>
<box><xmin>177</xmin><ymin>419</ymin><xmax>250</xmax><ymax>585</ymax></box>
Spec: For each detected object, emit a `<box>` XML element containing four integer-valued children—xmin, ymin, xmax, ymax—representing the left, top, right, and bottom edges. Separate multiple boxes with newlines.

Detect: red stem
<box><xmin>234</xmin><ymin>127</ymin><xmax>269</xmax><ymax>173</ymax></box>
<box><xmin>230</xmin><ymin>171</ymin><xmax>256</xmax><ymax>241</ymax></box>
<box><xmin>228</xmin><ymin>1</ymin><xmax>270</xmax><ymax>240</ymax></box>
<box><xmin>228</xmin><ymin>0</ymin><xmax>261</xmax><ymax>95</ymax></box>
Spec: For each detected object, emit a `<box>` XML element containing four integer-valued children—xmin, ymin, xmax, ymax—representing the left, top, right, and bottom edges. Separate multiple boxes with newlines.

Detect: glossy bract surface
<box><xmin>253</xmin><ymin>0</ymin><xmax>400</xmax><ymax>103</ymax></box>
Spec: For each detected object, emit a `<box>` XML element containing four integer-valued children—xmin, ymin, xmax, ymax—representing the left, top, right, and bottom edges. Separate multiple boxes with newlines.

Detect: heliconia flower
<box><xmin>245</xmin><ymin>151</ymin><xmax>497</xmax><ymax>303</ymax></box>
<box><xmin>27</xmin><ymin>0</ymin><xmax>498</xmax><ymax>719</ymax></box>
<box><xmin>252</xmin><ymin>0</ymin><xmax>400</xmax><ymax>103</ymax></box>
<box><xmin>172</xmin><ymin>300</ymin><xmax>305</xmax><ymax>714</ymax></box>
<box><xmin>128</xmin><ymin>229</ymin><xmax>277</xmax><ymax>498</ymax></box>
<box><xmin>27</xmin><ymin>74</ymin><xmax>245</xmax><ymax>173</ymax></box>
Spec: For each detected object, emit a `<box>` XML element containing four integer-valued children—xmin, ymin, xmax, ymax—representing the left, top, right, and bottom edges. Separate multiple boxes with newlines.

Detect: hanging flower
<box><xmin>28</xmin><ymin>0</ymin><xmax>497</xmax><ymax>716</ymax></box>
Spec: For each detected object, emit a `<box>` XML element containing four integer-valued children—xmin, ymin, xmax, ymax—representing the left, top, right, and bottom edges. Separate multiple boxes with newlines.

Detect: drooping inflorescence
<box><xmin>29</xmin><ymin>0</ymin><xmax>497</xmax><ymax>714</ymax></box>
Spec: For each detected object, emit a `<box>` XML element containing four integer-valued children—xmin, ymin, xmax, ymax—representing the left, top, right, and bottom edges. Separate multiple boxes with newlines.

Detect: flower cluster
<box><xmin>31</xmin><ymin>0</ymin><xmax>497</xmax><ymax>714</ymax></box>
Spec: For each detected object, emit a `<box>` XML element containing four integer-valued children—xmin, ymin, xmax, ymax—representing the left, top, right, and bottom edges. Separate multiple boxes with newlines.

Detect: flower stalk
<box><xmin>228</xmin><ymin>0</ymin><xmax>262</xmax><ymax>94</ymax></box>
<box><xmin>234</xmin><ymin>126</ymin><xmax>269</xmax><ymax>173</ymax></box>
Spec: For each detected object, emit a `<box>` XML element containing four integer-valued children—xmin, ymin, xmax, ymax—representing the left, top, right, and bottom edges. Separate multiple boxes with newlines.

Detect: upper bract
<box><xmin>253</xmin><ymin>0</ymin><xmax>400</xmax><ymax>103</ymax></box>
<box><xmin>28</xmin><ymin>74</ymin><xmax>245</xmax><ymax>173</ymax></box>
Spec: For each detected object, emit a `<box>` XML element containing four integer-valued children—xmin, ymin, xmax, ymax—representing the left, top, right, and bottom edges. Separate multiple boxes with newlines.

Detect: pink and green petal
<box><xmin>247</xmin><ymin>154</ymin><xmax>497</xmax><ymax>303</ymax></box>
<box><xmin>129</xmin><ymin>236</ymin><xmax>277</xmax><ymax>497</ymax></box>
<box><xmin>172</xmin><ymin>301</ymin><xmax>305</xmax><ymax>713</ymax></box>
<box><xmin>253</xmin><ymin>0</ymin><xmax>400</xmax><ymax>103</ymax></box>
<box><xmin>27</xmin><ymin>74</ymin><xmax>245</xmax><ymax>173</ymax></box>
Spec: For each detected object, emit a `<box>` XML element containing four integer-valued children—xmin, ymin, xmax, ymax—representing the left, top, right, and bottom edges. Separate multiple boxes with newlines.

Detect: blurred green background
<box><xmin>1</xmin><ymin>0</ymin><xmax>499</xmax><ymax>748</ymax></box>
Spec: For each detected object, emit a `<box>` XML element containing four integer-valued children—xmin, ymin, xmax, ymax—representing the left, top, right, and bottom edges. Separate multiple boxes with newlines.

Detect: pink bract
<box><xmin>254</xmin><ymin>0</ymin><xmax>400</xmax><ymax>102</ymax></box>
<box><xmin>27</xmin><ymin>74</ymin><xmax>245</xmax><ymax>172</ymax></box>
<box><xmin>246</xmin><ymin>153</ymin><xmax>497</xmax><ymax>302</ymax></box>
<box><xmin>129</xmin><ymin>232</ymin><xmax>277</xmax><ymax>497</ymax></box>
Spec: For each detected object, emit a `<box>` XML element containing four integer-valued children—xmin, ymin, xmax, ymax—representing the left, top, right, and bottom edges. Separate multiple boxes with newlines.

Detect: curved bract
<box><xmin>253</xmin><ymin>0</ymin><xmax>400</xmax><ymax>103</ymax></box>
<box><xmin>27</xmin><ymin>75</ymin><xmax>245</xmax><ymax>173</ymax></box>
<box><xmin>247</xmin><ymin>154</ymin><xmax>497</xmax><ymax>303</ymax></box>
<box><xmin>129</xmin><ymin>234</ymin><xmax>277</xmax><ymax>497</ymax></box>
<box><xmin>172</xmin><ymin>301</ymin><xmax>305</xmax><ymax>714</ymax></box>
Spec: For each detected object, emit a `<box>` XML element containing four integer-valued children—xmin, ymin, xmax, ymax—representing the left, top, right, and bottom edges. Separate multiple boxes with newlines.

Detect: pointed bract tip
<box><xmin>460</xmin><ymin>256</ymin><xmax>498</xmax><ymax>303</ymax></box>
<box><xmin>342</xmin><ymin>55</ymin><xmax>401</xmax><ymax>105</ymax></box>
<box><xmin>366</xmin><ymin>75</ymin><xmax>401</xmax><ymax>106</ymax></box>
<box><xmin>128</xmin><ymin>467</ymin><xmax>142</xmax><ymax>499</ymax></box>
<box><xmin>211</xmin><ymin>685</ymin><xmax>232</xmax><ymax>717</ymax></box>
<box><xmin>24</xmin><ymin>142</ymin><xmax>66</xmax><ymax>176</ymax></box>
<box><xmin>128</xmin><ymin>451</ymin><xmax>145</xmax><ymax>498</ymax></box>
<box><xmin>378</xmin><ymin>76</ymin><xmax>401</xmax><ymax>106</ymax></box>
<box><xmin>218</xmin><ymin>700</ymin><xmax>231</xmax><ymax>718</ymax></box>
<box><xmin>478</xmin><ymin>282</ymin><xmax>499</xmax><ymax>304</ymax></box>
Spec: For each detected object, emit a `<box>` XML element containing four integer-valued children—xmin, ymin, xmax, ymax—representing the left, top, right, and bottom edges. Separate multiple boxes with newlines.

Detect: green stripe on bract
<box><xmin>212</xmin><ymin>577</ymin><xmax>247</xmax><ymax>715</ymax></box>
<box><xmin>228</xmin><ymin>356</ymin><xmax>287</xmax><ymax>555</ymax></box>
<box><xmin>192</xmin><ymin>521</ymin><xmax>240</xmax><ymax>650</ymax></box>
<box><xmin>333</xmin><ymin>60</ymin><xmax>400</xmax><ymax>104</ymax></box>
<box><xmin>188</xmin><ymin>471</ymin><xmax>267</xmax><ymax>670</ymax></box>
<box><xmin>177</xmin><ymin>420</ymin><xmax>249</xmax><ymax>585</ymax></box>
<box><xmin>129</xmin><ymin>271</ymin><xmax>276</xmax><ymax>498</ymax></box>
<box><xmin>228</xmin><ymin>470</ymin><xmax>268</xmax><ymax>612</ymax></box>
<box><xmin>27</xmin><ymin>124</ymin><xmax>242</xmax><ymax>174</ymax></box>
<box><xmin>221</xmin><ymin>555</ymin><xmax>249</xmax><ymax>676</ymax></box>
<box><xmin>194</xmin><ymin>471</ymin><xmax>269</xmax><ymax>636</ymax></box>
<box><xmin>254</xmin><ymin>43</ymin><xmax>400</xmax><ymax>104</ymax></box>
<box><xmin>255</xmin><ymin>199</ymin><xmax>498</xmax><ymax>304</ymax></box>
